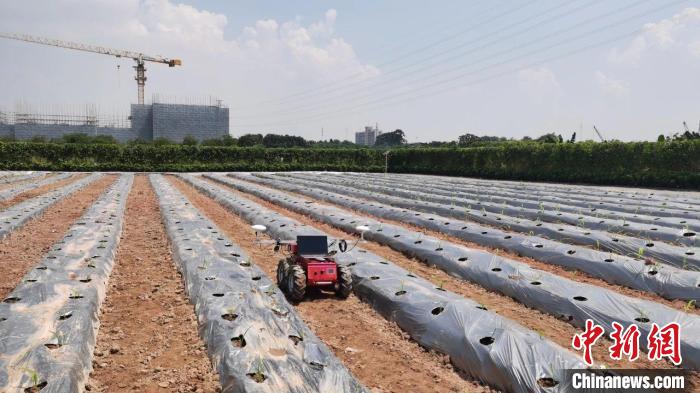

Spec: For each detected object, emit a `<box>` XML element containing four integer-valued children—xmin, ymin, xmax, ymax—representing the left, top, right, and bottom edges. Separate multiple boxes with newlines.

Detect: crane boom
<box><xmin>0</xmin><ymin>32</ymin><xmax>181</xmax><ymax>104</ymax></box>
<box><xmin>592</xmin><ymin>125</ymin><xmax>606</xmax><ymax>142</ymax></box>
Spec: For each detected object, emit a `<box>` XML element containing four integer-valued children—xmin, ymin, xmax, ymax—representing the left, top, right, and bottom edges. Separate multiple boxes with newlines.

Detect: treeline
<box><xmin>0</xmin><ymin>140</ymin><xmax>698</xmax><ymax>188</ymax></box>
<box><xmin>0</xmin><ymin>132</ymin><xmax>358</xmax><ymax>149</ymax></box>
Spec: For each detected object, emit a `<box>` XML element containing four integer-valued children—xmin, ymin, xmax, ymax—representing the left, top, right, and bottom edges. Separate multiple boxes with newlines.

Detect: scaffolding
<box><xmin>2</xmin><ymin>102</ymin><xmax>130</xmax><ymax>128</ymax></box>
<box><xmin>151</xmin><ymin>94</ymin><xmax>227</xmax><ymax>108</ymax></box>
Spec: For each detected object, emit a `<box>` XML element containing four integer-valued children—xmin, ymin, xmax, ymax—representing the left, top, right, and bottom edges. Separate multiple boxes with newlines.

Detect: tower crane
<box><xmin>0</xmin><ymin>32</ymin><xmax>181</xmax><ymax>104</ymax></box>
<box><xmin>592</xmin><ymin>125</ymin><xmax>606</xmax><ymax>142</ymax></box>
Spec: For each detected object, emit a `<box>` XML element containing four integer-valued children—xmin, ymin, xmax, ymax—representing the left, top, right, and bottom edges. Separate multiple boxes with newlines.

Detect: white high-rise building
<box><xmin>355</xmin><ymin>125</ymin><xmax>381</xmax><ymax>146</ymax></box>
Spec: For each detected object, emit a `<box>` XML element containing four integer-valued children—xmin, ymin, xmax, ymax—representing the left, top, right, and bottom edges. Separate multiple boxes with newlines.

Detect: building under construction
<box><xmin>0</xmin><ymin>33</ymin><xmax>229</xmax><ymax>143</ymax></box>
<box><xmin>0</xmin><ymin>98</ymin><xmax>229</xmax><ymax>143</ymax></box>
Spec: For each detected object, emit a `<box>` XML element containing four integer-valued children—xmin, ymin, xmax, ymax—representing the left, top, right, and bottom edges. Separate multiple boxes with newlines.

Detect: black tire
<box><xmin>335</xmin><ymin>264</ymin><xmax>352</xmax><ymax>299</ymax></box>
<box><xmin>276</xmin><ymin>259</ymin><xmax>289</xmax><ymax>292</ymax></box>
<box><xmin>287</xmin><ymin>265</ymin><xmax>306</xmax><ymax>302</ymax></box>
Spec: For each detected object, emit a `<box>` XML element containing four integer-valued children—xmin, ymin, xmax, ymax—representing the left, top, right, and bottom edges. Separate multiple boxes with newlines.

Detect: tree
<box><xmin>458</xmin><ymin>133</ymin><xmax>507</xmax><ymax>146</ymax></box>
<box><xmin>153</xmin><ymin>137</ymin><xmax>174</xmax><ymax>146</ymax></box>
<box><xmin>182</xmin><ymin>135</ymin><xmax>198</xmax><ymax>146</ymax></box>
<box><xmin>535</xmin><ymin>133</ymin><xmax>560</xmax><ymax>143</ymax></box>
<box><xmin>375</xmin><ymin>129</ymin><xmax>406</xmax><ymax>147</ymax></box>
<box><xmin>657</xmin><ymin>134</ymin><xmax>666</xmax><ymax>143</ymax></box>
<box><xmin>238</xmin><ymin>133</ymin><xmax>264</xmax><ymax>147</ymax></box>
<box><xmin>568</xmin><ymin>132</ymin><xmax>576</xmax><ymax>143</ymax></box>
<box><xmin>222</xmin><ymin>134</ymin><xmax>237</xmax><ymax>146</ymax></box>
<box><xmin>263</xmin><ymin>133</ymin><xmax>307</xmax><ymax>148</ymax></box>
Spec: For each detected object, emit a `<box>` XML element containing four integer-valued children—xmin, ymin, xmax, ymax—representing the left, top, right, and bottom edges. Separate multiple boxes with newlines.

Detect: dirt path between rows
<box><xmin>0</xmin><ymin>173</ymin><xmax>87</xmax><ymax>210</ymax></box>
<box><xmin>199</xmin><ymin>175</ymin><xmax>686</xmax><ymax>372</ymax></box>
<box><xmin>0</xmin><ymin>175</ymin><xmax>116</xmax><ymax>299</ymax></box>
<box><xmin>87</xmin><ymin>175</ymin><xmax>220</xmax><ymax>393</ymax></box>
<box><xmin>234</xmin><ymin>177</ymin><xmax>698</xmax><ymax>315</ymax></box>
<box><xmin>169</xmin><ymin>176</ymin><xmax>490</xmax><ymax>393</ymax></box>
<box><xmin>0</xmin><ymin>173</ymin><xmax>52</xmax><ymax>191</ymax></box>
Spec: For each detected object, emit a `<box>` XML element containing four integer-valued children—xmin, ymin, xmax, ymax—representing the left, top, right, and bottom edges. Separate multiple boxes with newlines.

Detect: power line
<box><xmin>232</xmin><ymin>0</ymin><xmax>687</xmax><ymax>128</ymax></box>
<box><xmin>236</xmin><ymin>0</ymin><xmax>610</xmax><ymax>119</ymax></box>
<box><xmin>243</xmin><ymin>0</ymin><xmax>539</xmax><ymax>107</ymax></box>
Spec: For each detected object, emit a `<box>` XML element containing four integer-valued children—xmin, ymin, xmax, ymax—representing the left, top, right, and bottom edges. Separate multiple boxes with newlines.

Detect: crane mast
<box><xmin>0</xmin><ymin>32</ymin><xmax>181</xmax><ymax>104</ymax></box>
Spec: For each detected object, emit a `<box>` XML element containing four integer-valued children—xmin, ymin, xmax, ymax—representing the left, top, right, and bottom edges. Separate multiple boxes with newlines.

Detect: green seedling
<box><xmin>637</xmin><ymin>247</ymin><xmax>645</xmax><ymax>259</ymax></box>
<box><xmin>437</xmin><ymin>280</ymin><xmax>445</xmax><ymax>291</ymax></box>
<box><xmin>69</xmin><ymin>288</ymin><xmax>82</xmax><ymax>299</ymax></box>
<box><xmin>685</xmin><ymin>300</ymin><xmax>696</xmax><ymax>312</ymax></box>
<box><xmin>22</xmin><ymin>368</ymin><xmax>43</xmax><ymax>391</ymax></box>
<box><xmin>248</xmin><ymin>356</ymin><xmax>267</xmax><ymax>383</ymax></box>
<box><xmin>198</xmin><ymin>258</ymin><xmax>209</xmax><ymax>270</ymax></box>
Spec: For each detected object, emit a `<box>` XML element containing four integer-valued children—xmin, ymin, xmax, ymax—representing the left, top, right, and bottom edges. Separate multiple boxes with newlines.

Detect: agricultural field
<box><xmin>0</xmin><ymin>170</ymin><xmax>698</xmax><ymax>393</ymax></box>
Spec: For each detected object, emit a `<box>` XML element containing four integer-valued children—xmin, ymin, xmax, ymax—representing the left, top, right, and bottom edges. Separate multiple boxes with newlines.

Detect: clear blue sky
<box><xmin>1</xmin><ymin>0</ymin><xmax>699</xmax><ymax>142</ymax></box>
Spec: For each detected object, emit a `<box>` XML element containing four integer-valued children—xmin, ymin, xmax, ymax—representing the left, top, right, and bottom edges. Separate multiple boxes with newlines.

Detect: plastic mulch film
<box><xmin>178</xmin><ymin>173</ymin><xmax>587</xmax><ymax>393</ymax></box>
<box><xmin>207</xmin><ymin>173</ymin><xmax>700</xmax><ymax>370</ymax></box>
<box><xmin>371</xmin><ymin>173</ymin><xmax>698</xmax><ymax>218</ymax></box>
<box><xmin>0</xmin><ymin>173</ymin><xmax>103</xmax><ymax>240</ymax></box>
<box><xmin>0</xmin><ymin>172</ymin><xmax>47</xmax><ymax>185</ymax></box>
<box><xmin>0</xmin><ymin>173</ymin><xmax>74</xmax><ymax>202</ymax></box>
<box><xmin>0</xmin><ymin>174</ymin><xmax>132</xmax><ymax>393</ymax></box>
<box><xmin>150</xmin><ymin>174</ymin><xmax>367</xmax><ymax>393</ymax></box>
<box><xmin>333</xmin><ymin>172</ymin><xmax>700</xmax><ymax>233</ymax></box>
<box><xmin>222</xmin><ymin>172</ymin><xmax>700</xmax><ymax>300</ymax></box>
<box><xmin>284</xmin><ymin>172</ymin><xmax>697</xmax><ymax>246</ymax></box>
<box><xmin>267</xmin><ymin>173</ymin><xmax>700</xmax><ymax>271</ymax></box>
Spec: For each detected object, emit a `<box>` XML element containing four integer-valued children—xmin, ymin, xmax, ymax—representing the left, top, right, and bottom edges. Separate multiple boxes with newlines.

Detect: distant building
<box><xmin>0</xmin><ymin>99</ymin><xmax>229</xmax><ymax>143</ymax></box>
<box><xmin>355</xmin><ymin>125</ymin><xmax>381</xmax><ymax>146</ymax></box>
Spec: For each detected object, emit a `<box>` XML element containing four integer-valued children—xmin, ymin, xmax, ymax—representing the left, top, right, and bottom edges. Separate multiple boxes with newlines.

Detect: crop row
<box><xmin>150</xmin><ymin>174</ymin><xmax>367</xmax><ymax>393</ymax></box>
<box><xmin>396</xmin><ymin>172</ymin><xmax>700</xmax><ymax>207</ymax></box>
<box><xmin>203</xmin><ymin>173</ymin><xmax>700</xmax><ymax>370</ymax></box>
<box><xmin>337</xmin><ymin>172</ymin><xmax>699</xmax><ymax>231</ymax></box>
<box><xmin>0</xmin><ymin>173</ymin><xmax>102</xmax><ymax>240</ymax></box>
<box><xmin>277</xmin><ymin>172</ymin><xmax>698</xmax><ymax>270</ymax></box>
<box><xmin>0</xmin><ymin>171</ymin><xmax>46</xmax><ymax>185</ymax></box>
<box><xmin>179</xmin><ymin>173</ymin><xmax>586</xmax><ymax>393</ymax></box>
<box><xmin>226</xmin><ymin>173</ymin><xmax>700</xmax><ymax>300</ymax></box>
<box><xmin>0</xmin><ymin>174</ymin><xmax>132</xmax><ymax>392</ymax></box>
<box><xmin>0</xmin><ymin>172</ymin><xmax>73</xmax><ymax>202</ymax></box>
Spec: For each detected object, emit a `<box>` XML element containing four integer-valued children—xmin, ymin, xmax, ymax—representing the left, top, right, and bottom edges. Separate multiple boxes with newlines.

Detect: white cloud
<box><xmin>610</xmin><ymin>7</ymin><xmax>700</xmax><ymax>65</ymax></box>
<box><xmin>0</xmin><ymin>0</ymin><xmax>379</xmax><ymax>133</ymax></box>
<box><xmin>595</xmin><ymin>71</ymin><xmax>629</xmax><ymax>97</ymax></box>
<box><xmin>517</xmin><ymin>67</ymin><xmax>562</xmax><ymax>101</ymax></box>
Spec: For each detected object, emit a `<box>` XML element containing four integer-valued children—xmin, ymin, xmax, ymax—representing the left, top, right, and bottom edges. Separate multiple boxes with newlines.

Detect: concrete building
<box><xmin>355</xmin><ymin>125</ymin><xmax>381</xmax><ymax>146</ymax></box>
<box><xmin>0</xmin><ymin>101</ymin><xmax>229</xmax><ymax>143</ymax></box>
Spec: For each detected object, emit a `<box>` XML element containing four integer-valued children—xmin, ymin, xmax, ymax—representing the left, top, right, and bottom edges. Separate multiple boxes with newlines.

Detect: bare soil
<box><xmin>0</xmin><ymin>175</ymin><xmax>116</xmax><ymax>299</ymax></box>
<box><xmin>0</xmin><ymin>174</ymin><xmax>87</xmax><ymax>210</ymax></box>
<box><xmin>87</xmin><ymin>175</ymin><xmax>220</xmax><ymax>393</ymax></box>
<box><xmin>200</xmin><ymin>175</ymin><xmax>679</xmax><ymax>371</ymax></box>
<box><xmin>170</xmin><ymin>175</ymin><xmax>490</xmax><ymax>393</ymax></box>
<box><xmin>233</xmin><ymin>177</ymin><xmax>699</xmax><ymax>316</ymax></box>
<box><xmin>0</xmin><ymin>173</ymin><xmax>51</xmax><ymax>191</ymax></box>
